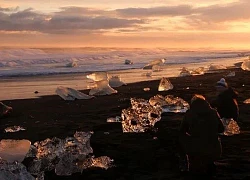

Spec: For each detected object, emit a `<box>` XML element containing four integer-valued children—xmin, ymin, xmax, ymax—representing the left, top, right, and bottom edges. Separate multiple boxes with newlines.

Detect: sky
<box><xmin>1</xmin><ymin>0</ymin><xmax>250</xmax><ymax>49</ymax></box>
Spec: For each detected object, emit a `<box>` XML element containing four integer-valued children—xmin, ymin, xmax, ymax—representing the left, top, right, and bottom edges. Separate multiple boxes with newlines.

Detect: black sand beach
<box><xmin>1</xmin><ymin>68</ymin><xmax>250</xmax><ymax>180</ymax></box>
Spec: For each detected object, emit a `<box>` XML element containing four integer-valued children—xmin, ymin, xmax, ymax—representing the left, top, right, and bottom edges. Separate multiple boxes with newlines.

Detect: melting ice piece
<box><xmin>109</xmin><ymin>76</ymin><xmax>126</xmax><ymax>87</ymax></box>
<box><xmin>124</xmin><ymin>59</ymin><xmax>133</xmax><ymax>65</ymax></box>
<box><xmin>226</xmin><ymin>71</ymin><xmax>235</xmax><ymax>77</ymax></box>
<box><xmin>143</xmin><ymin>87</ymin><xmax>150</xmax><ymax>91</ymax></box>
<box><xmin>149</xmin><ymin>95</ymin><xmax>189</xmax><ymax>113</ymax></box>
<box><xmin>5</xmin><ymin>126</ymin><xmax>26</xmax><ymax>133</ymax></box>
<box><xmin>220</xmin><ymin>118</ymin><xmax>240</xmax><ymax>136</ymax></box>
<box><xmin>143</xmin><ymin>59</ymin><xmax>165</xmax><ymax>70</ymax></box>
<box><xmin>0</xmin><ymin>102</ymin><xmax>12</xmax><ymax>116</ymax></box>
<box><xmin>87</xmin><ymin>72</ymin><xmax>108</xmax><ymax>81</ymax></box>
<box><xmin>56</xmin><ymin>86</ymin><xmax>93</xmax><ymax>100</ymax></box>
<box><xmin>89</xmin><ymin>80</ymin><xmax>117</xmax><ymax>96</ymax></box>
<box><xmin>107</xmin><ymin>116</ymin><xmax>121</xmax><ymax>122</ymax></box>
<box><xmin>0</xmin><ymin>139</ymin><xmax>31</xmax><ymax>163</ymax></box>
<box><xmin>191</xmin><ymin>67</ymin><xmax>205</xmax><ymax>75</ymax></box>
<box><xmin>241</xmin><ymin>60</ymin><xmax>250</xmax><ymax>71</ymax></box>
<box><xmin>243</xmin><ymin>99</ymin><xmax>250</xmax><ymax>104</ymax></box>
<box><xmin>208</xmin><ymin>64</ymin><xmax>227</xmax><ymax>71</ymax></box>
<box><xmin>179</xmin><ymin>67</ymin><xmax>192</xmax><ymax>77</ymax></box>
<box><xmin>141</xmin><ymin>71</ymin><xmax>152</xmax><ymax>77</ymax></box>
<box><xmin>0</xmin><ymin>159</ymin><xmax>35</xmax><ymax>180</ymax></box>
<box><xmin>158</xmin><ymin>77</ymin><xmax>173</xmax><ymax>91</ymax></box>
<box><xmin>121</xmin><ymin>98</ymin><xmax>162</xmax><ymax>133</ymax></box>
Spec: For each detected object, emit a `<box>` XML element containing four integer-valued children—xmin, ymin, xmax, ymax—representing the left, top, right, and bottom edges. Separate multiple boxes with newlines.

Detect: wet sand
<box><xmin>1</xmin><ymin>68</ymin><xmax>250</xmax><ymax>179</ymax></box>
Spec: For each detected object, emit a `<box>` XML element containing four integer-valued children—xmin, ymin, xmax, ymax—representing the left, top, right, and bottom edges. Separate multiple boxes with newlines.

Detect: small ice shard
<box><xmin>158</xmin><ymin>77</ymin><xmax>173</xmax><ymax>91</ymax></box>
<box><xmin>149</xmin><ymin>95</ymin><xmax>189</xmax><ymax>113</ymax></box>
<box><xmin>191</xmin><ymin>67</ymin><xmax>205</xmax><ymax>75</ymax></box>
<box><xmin>124</xmin><ymin>59</ymin><xmax>133</xmax><ymax>65</ymax></box>
<box><xmin>107</xmin><ymin>116</ymin><xmax>121</xmax><ymax>122</ymax></box>
<box><xmin>66</xmin><ymin>58</ymin><xmax>78</xmax><ymax>67</ymax></box>
<box><xmin>5</xmin><ymin>126</ymin><xmax>26</xmax><ymax>133</ymax></box>
<box><xmin>220</xmin><ymin>118</ymin><xmax>240</xmax><ymax>136</ymax></box>
<box><xmin>56</xmin><ymin>86</ymin><xmax>93</xmax><ymax>100</ymax></box>
<box><xmin>179</xmin><ymin>67</ymin><xmax>192</xmax><ymax>77</ymax></box>
<box><xmin>143</xmin><ymin>87</ymin><xmax>150</xmax><ymax>91</ymax></box>
<box><xmin>241</xmin><ymin>60</ymin><xmax>250</xmax><ymax>71</ymax></box>
<box><xmin>90</xmin><ymin>156</ymin><xmax>114</xmax><ymax>169</ymax></box>
<box><xmin>0</xmin><ymin>159</ymin><xmax>35</xmax><ymax>180</ymax></box>
<box><xmin>143</xmin><ymin>59</ymin><xmax>165</xmax><ymax>70</ymax></box>
<box><xmin>0</xmin><ymin>102</ymin><xmax>12</xmax><ymax>117</ymax></box>
<box><xmin>0</xmin><ymin>139</ymin><xmax>31</xmax><ymax>163</ymax></box>
<box><xmin>89</xmin><ymin>80</ymin><xmax>117</xmax><ymax>96</ymax></box>
<box><xmin>226</xmin><ymin>71</ymin><xmax>235</xmax><ymax>77</ymax></box>
<box><xmin>109</xmin><ymin>75</ymin><xmax>126</xmax><ymax>87</ymax></box>
<box><xmin>208</xmin><ymin>64</ymin><xmax>227</xmax><ymax>71</ymax></box>
<box><xmin>87</xmin><ymin>72</ymin><xmax>108</xmax><ymax>81</ymax></box>
<box><xmin>243</xmin><ymin>99</ymin><xmax>250</xmax><ymax>104</ymax></box>
<box><xmin>121</xmin><ymin>98</ymin><xmax>162</xmax><ymax>133</ymax></box>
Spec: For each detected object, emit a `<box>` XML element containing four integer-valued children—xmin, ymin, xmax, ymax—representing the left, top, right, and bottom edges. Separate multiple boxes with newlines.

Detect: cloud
<box><xmin>0</xmin><ymin>6</ymin><xmax>19</xmax><ymax>12</ymax></box>
<box><xmin>116</xmin><ymin>5</ymin><xmax>193</xmax><ymax>17</ymax></box>
<box><xmin>0</xmin><ymin>8</ymin><xmax>145</xmax><ymax>34</ymax></box>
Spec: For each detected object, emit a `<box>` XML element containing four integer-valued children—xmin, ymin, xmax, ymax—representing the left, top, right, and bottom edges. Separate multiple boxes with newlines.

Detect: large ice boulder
<box><xmin>87</xmin><ymin>72</ymin><xmax>108</xmax><ymax>81</ymax></box>
<box><xmin>241</xmin><ymin>60</ymin><xmax>250</xmax><ymax>71</ymax></box>
<box><xmin>56</xmin><ymin>86</ymin><xmax>93</xmax><ymax>100</ymax></box>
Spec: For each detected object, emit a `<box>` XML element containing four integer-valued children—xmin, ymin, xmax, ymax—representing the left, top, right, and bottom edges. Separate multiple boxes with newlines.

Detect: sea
<box><xmin>0</xmin><ymin>47</ymin><xmax>248</xmax><ymax>100</ymax></box>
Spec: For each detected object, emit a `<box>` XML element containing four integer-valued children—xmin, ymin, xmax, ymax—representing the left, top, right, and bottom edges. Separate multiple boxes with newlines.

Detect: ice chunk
<box><xmin>0</xmin><ymin>102</ymin><xmax>12</xmax><ymax>116</ymax></box>
<box><xmin>179</xmin><ymin>67</ymin><xmax>192</xmax><ymax>77</ymax></box>
<box><xmin>121</xmin><ymin>98</ymin><xmax>162</xmax><ymax>133</ymax></box>
<box><xmin>143</xmin><ymin>88</ymin><xmax>150</xmax><ymax>91</ymax></box>
<box><xmin>0</xmin><ymin>159</ymin><xmax>35</xmax><ymax>180</ymax></box>
<box><xmin>87</xmin><ymin>72</ymin><xmax>108</xmax><ymax>81</ymax></box>
<box><xmin>226</xmin><ymin>71</ymin><xmax>235</xmax><ymax>77</ymax></box>
<box><xmin>208</xmin><ymin>64</ymin><xmax>227</xmax><ymax>71</ymax></box>
<box><xmin>149</xmin><ymin>95</ymin><xmax>189</xmax><ymax>113</ymax></box>
<box><xmin>143</xmin><ymin>59</ymin><xmax>165</xmax><ymax>69</ymax></box>
<box><xmin>5</xmin><ymin>126</ymin><xmax>26</xmax><ymax>133</ymax></box>
<box><xmin>89</xmin><ymin>80</ymin><xmax>117</xmax><ymax>96</ymax></box>
<box><xmin>243</xmin><ymin>99</ymin><xmax>250</xmax><ymax>104</ymax></box>
<box><xmin>56</xmin><ymin>86</ymin><xmax>93</xmax><ymax>100</ymax></box>
<box><xmin>0</xmin><ymin>139</ymin><xmax>31</xmax><ymax>163</ymax></box>
<box><xmin>141</xmin><ymin>71</ymin><xmax>152</xmax><ymax>77</ymax></box>
<box><xmin>191</xmin><ymin>67</ymin><xmax>205</xmax><ymax>75</ymax></box>
<box><xmin>124</xmin><ymin>59</ymin><xmax>133</xmax><ymax>65</ymax></box>
<box><xmin>220</xmin><ymin>118</ymin><xmax>240</xmax><ymax>136</ymax></box>
<box><xmin>109</xmin><ymin>75</ymin><xmax>126</xmax><ymax>87</ymax></box>
<box><xmin>107</xmin><ymin>116</ymin><xmax>121</xmax><ymax>122</ymax></box>
<box><xmin>241</xmin><ymin>60</ymin><xmax>250</xmax><ymax>71</ymax></box>
<box><xmin>158</xmin><ymin>77</ymin><xmax>173</xmax><ymax>91</ymax></box>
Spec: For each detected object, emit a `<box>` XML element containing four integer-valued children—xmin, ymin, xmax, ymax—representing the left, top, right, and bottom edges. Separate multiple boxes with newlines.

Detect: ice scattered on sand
<box><xmin>121</xmin><ymin>98</ymin><xmax>162</xmax><ymax>133</ymax></box>
<box><xmin>89</xmin><ymin>80</ymin><xmax>117</xmax><ymax>96</ymax></box>
<box><xmin>158</xmin><ymin>77</ymin><xmax>173</xmax><ymax>91</ymax></box>
<box><xmin>191</xmin><ymin>67</ymin><xmax>205</xmax><ymax>75</ymax></box>
<box><xmin>179</xmin><ymin>67</ymin><xmax>192</xmax><ymax>77</ymax></box>
<box><xmin>208</xmin><ymin>64</ymin><xmax>227</xmax><ymax>71</ymax></box>
<box><xmin>5</xmin><ymin>126</ymin><xmax>26</xmax><ymax>133</ymax></box>
<box><xmin>141</xmin><ymin>71</ymin><xmax>152</xmax><ymax>77</ymax></box>
<box><xmin>109</xmin><ymin>75</ymin><xmax>126</xmax><ymax>88</ymax></box>
<box><xmin>56</xmin><ymin>86</ymin><xmax>93</xmax><ymax>100</ymax></box>
<box><xmin>220</xmin><ymin>118</ymin><xmax>240</xmax><ymax>136</ymax></box>
<box><xmin>0</xmin><ymin>139</ymin><xmax>31</xmax><ymax>163</ymax></box>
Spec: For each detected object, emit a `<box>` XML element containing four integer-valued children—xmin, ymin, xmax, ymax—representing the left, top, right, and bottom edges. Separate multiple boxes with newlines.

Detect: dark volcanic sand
<box><xmin>1</xmin><ymin>68</ymin><xmax>250</xmax><ymax>180</ymax></box>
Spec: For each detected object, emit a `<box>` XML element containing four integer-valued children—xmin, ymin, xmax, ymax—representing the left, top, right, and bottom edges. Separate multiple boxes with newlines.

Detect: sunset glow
<box><xmin>1</xmin><ymin>0</ymin><xmax>250</xmax><ymax>49</ymax></box>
